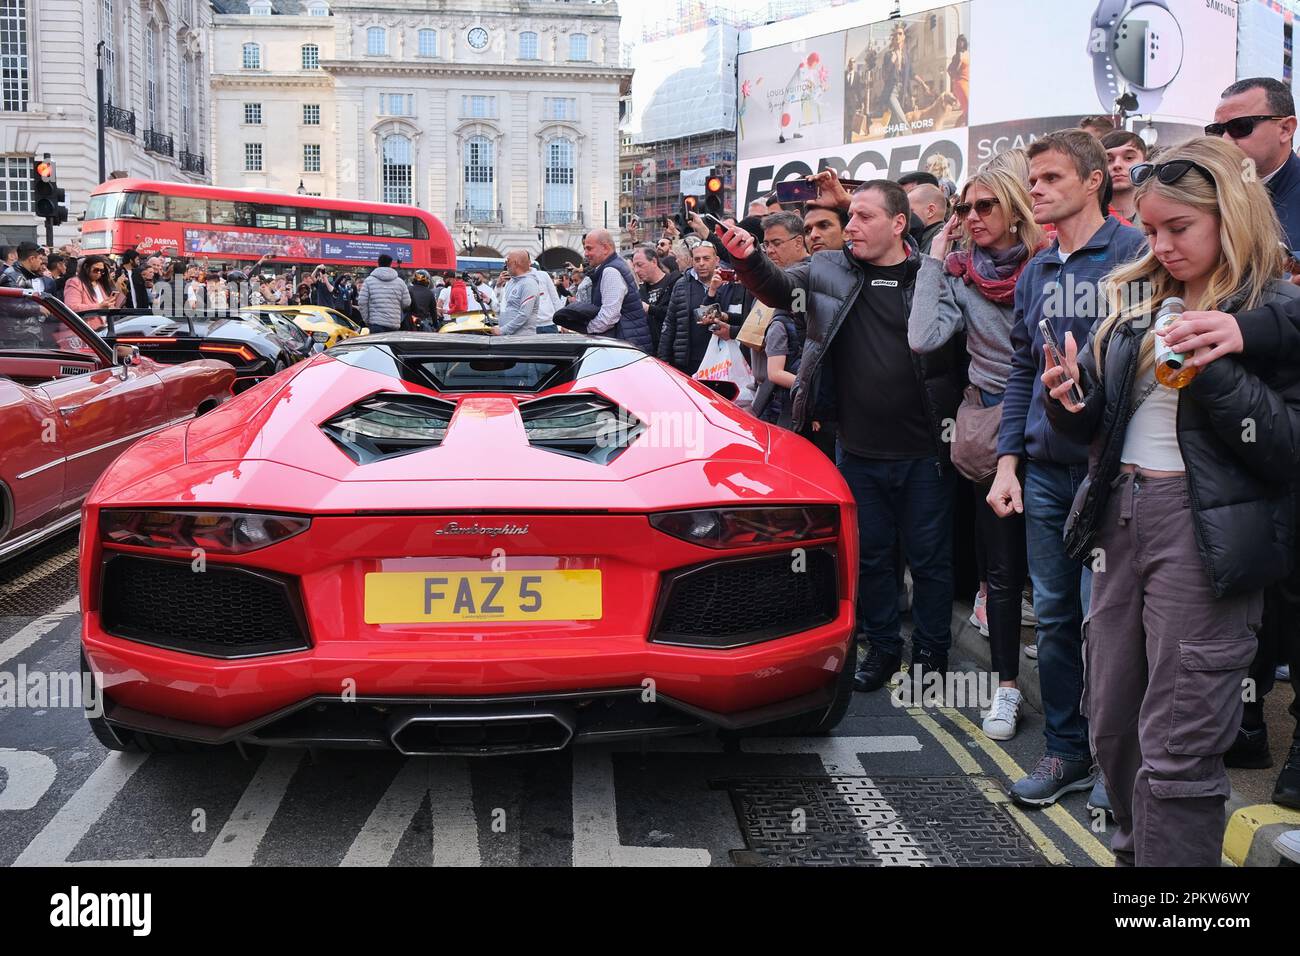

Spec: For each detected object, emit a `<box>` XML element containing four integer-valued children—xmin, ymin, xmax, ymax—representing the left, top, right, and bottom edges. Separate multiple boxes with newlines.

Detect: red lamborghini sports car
<box><xmin>80</xmin><ymin>333</ymin><xmax>858</xmax><ymax>755</ymax></box>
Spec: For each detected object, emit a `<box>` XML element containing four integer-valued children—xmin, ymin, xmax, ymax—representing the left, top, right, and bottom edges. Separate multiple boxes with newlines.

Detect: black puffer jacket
<box><xmin>1048</xmin><ymin>280</ymin><xmax>1300</xmax><ymax>597</ymax></box>
<box><xmin>732</xmin><ymin>241</ymin><xmax>966</xmax><ymax>456</ymax></box>
<box><xmin>657</xmin><ymin>272</ymin><xmax>742</xmax><ymax>372</ymax></box>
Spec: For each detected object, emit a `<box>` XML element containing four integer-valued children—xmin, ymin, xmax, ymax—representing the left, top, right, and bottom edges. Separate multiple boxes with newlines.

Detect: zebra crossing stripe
<box><xmin>204</xmin><ymin>748</ymin><xmax>302</xmax><ymax>865</ymax></box>
<box><xmin>14</xmin><ymin>752</ymin><xmax>147</xmax><ymax>866</ymax></box>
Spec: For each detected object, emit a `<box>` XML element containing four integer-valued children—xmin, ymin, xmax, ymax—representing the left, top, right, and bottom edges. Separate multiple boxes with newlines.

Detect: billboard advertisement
<box><xmin>737</xmin><ymin>37</ymin><xmax>846</xmax><ymax>157</ymax></box>
<box><xmin>737</xmin><ymin>0</ymin><xmax>1241</xmax><ymax>207</ymax></box>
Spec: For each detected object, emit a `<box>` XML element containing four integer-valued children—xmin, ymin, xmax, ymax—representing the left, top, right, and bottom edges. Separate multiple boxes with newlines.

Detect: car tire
<box><xmin>739</xmin><ymin>642</ymin><xmax>857</xmax><ymax>737</ymax></box>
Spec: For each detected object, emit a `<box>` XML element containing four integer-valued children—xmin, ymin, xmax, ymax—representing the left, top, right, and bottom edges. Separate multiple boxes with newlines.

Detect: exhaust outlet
<box><xmin>388</xmin><ymin>705</ymin><xmax>576</xmax><ymax>757</ymax></box>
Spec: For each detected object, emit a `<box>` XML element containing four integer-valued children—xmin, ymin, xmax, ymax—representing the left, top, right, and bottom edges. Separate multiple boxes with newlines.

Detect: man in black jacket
<box><xmin>631</xmin><ymin>244</ymin><xmax>679</xmax><ymax>357</ymax></box>
<box><xmin>116</xmin><ymin>250</ymin><xmax>150</xmax><ymax>310</ymax></box>
<box><xmin>719</xmin><ymin>179</ymin><xmax>965</xmax><ymax>693</ymax></box>
<box><xmin>657</xmin><ymin>242</ymin><xmax>740</xmax><ymax>373</ymax></box>
<box><xmin>0</xmin><ymin>241</ymin><xmax>47</xmax><ymax>291</ymax></box>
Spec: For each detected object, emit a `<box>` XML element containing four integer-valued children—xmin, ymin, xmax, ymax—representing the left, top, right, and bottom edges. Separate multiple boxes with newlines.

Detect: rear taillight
<box><xmin>101</xmin><ymin>510</ymin><xmax>310</xmax><ymax>554</ymax></box>
<box><xmin>201</xmin><ymin>344</ymin><xmax>257</xmax><ymax>363</ymax></box>
<box><xmin>650</xmin><ymin>506</ymin><xmax>839</xmax><ymax>549</ymax></box>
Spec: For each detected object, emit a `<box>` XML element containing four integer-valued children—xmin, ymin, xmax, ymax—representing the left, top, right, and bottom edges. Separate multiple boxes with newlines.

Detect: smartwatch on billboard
<box><xmin>1089</xmin><ymin>0</ymin><xmax>1184</xmax><ymax>115</ymax></box>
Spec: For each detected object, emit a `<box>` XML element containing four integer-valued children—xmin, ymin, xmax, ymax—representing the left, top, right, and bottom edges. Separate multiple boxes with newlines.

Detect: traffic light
<box><xmin>704</xmin><ymin>171</ymin><xmax>724</xmax><ymax>217</ymax></box>
<box><xmin>32</xmin><ymin>156</ymin><xmax>68</xmax><ymax>226</ymax></box>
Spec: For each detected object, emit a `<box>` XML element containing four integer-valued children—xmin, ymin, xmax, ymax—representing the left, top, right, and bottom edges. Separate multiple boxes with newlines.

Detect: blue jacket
<box><xmin>996</xmin><ymin>216</ymin><xmax>1146</xmax><ymax>465</ymax></box>
<box><xmin>1268</xmin><ymin>151</ymin><xmax>1300</xmax><ymax>249</ymax></box>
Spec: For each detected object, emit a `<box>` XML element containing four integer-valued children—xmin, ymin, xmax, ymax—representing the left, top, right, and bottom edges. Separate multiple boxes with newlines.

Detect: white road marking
<box><xmin>203</xmin><ymin>748</ymin><xmax>302</xmax><ymax>865</ymax></box>
<box><xmin>14</xmin><ymin>751</ymin><xmax>147</xmax><ymax>865</ymax></box>
<box><xmin>429</xmin><ymin>758</ymin><xmax>480</xmax><ymax>867</ymax></box>
<box><xmin>741</xmin><ymin>735</ymin><xmax>923</xmax><ymax>775</ymax></box>
<box><xmin>341</xmin><ymin>758</ymin><xmax>431</xmax><ymax>867</ymax></box>
<box><xmin>0</xmin><ymin>599</ymin><xmax>79</xmax><ymax>668</ymax></box>
<box><xmin>0</xmin><ymin>749</ymin><xmax>58</xmax><ymax>810</ymax></box>
<box><xmin>571</xmin><ymin>746</ymin><xmax>711</xmax><ymax>867</ymax></box>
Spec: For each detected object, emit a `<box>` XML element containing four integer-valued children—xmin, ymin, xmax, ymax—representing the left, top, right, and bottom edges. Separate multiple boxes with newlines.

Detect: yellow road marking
<box><xmin>1223</xmin><ymin>802</ymin><xmax>1300</xmax><ymax>866</ymax></box>
<box><xmin>908</xmin><ymin>707</ymin><xmax>1068</xmax><ymax>866</ymax></box>
<box><xmin>939</xmin><ymin>707</ymin><xmax>1114</xmax><ymax>867</ymax></box>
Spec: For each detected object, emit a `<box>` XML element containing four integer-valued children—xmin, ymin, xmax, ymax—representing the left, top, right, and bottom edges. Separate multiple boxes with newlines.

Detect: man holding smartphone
<box><xmin>990</xmin><ymin>130</ymin><xmax>1145</xmax><ymax>809</ymax></box>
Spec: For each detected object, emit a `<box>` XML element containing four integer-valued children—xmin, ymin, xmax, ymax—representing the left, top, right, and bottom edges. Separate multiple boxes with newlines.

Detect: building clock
<box><xmin>467</xmin><ymin>27</ymin><xmax>489</xmax><ymax>50</ymax></box>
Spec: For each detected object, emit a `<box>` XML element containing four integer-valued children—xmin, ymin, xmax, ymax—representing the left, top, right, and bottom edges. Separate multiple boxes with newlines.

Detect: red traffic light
<box><xmin>683</xmin><ymin>195</ymin><xmax>699</xmax><ymax>210</ymax></box>
<box><xmin>706</xmin><ymin>176</ymin><xmax>723</xmax><ymax>194</ymax></box>
<box><xmin>35</xmin><ymin>161</ymin><xmax>54</xmax><ymax>180</ymax></box>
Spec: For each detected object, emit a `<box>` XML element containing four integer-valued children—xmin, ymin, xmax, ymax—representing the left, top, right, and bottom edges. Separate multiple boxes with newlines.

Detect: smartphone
<box><xmin>1039</xmin><ymin>319</ymin><xmax>1085</xmax><ymax>407</ymax></box>
<box><xmin>696</xmin><ymin>304</ymin><xmax>723</xmax><ymax>326</ymax></box>
<box><xmin>700</xmin><ymin>212</ymin><xmax>725</xmax><ymax>231</ymax></box>
<box><xmin>775</xmin><ymin>179</ymin><xmax>819</xmax><ymax>204</ymax></box>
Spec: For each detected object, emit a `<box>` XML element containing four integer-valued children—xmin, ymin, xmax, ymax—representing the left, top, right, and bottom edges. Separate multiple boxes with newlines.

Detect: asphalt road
<box><xmin>0</xmin><ymin>530</ymin><xmax>1137</xmax><ymax>867</ymax></box>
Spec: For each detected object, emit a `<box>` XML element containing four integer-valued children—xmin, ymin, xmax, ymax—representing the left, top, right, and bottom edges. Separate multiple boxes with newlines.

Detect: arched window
<box><xmin>301</xmin><ymin>43</ymin><xmax>319</xmax><ymax>69</ymax></box>
<box><xmin>307</xmin><ymin>0</ymin><xmax>329</xmax><ymax>15</ymax></box>
<box><xmin>381</xmin><ymin>133</ymin><xmax>412</xmax><ymax>204</ymax></box>
<box><xmin>418</xmin><ymin>29</ymin><xmax>437</xmax><ymax>57</ymax></box>
<box><xmin>366</xmin><ymin>26</ymin><xmax>386</xmax><ymax>56</ymax></box>
<box><xmin>543</xmin><ymin>137</ymin><xmax>575</xmax><ymax>222</ymax></box>
<box><xmin>100</xmin><ymin>0</ymin><xmax>116</xmax><ymax>103</ymax></box>
<box><xmin>519</xmin><ymin>31</ymin><xmax>538</xmax><ymax>60</ymax></box>
<box><xmin>144</xmin><ymin>27</ymin><xmax>158</xmax><ymax>127</ymax></box>
<box><xmin>464</xmin><ymin>136</ymin><xmax>494</xmax><ymax>220</ymax></box>
<box><xmin>242</xmin><ymin>42</ymin><xmax>261</xmax><ymax>70</ymax></box>
<box><xmin>568</xmin><ymin>33</ymin><xmax>588</xmax><ymax>61</ymax></box>
<box><xmin>248</xmin><ymin>0</ymin><xmax>271</xmax><ymax>14</ymax></box>
<box><xmin>180</xmin><ymin>55</ymin><xmax>192</xmax><ymax>148</ymax></box>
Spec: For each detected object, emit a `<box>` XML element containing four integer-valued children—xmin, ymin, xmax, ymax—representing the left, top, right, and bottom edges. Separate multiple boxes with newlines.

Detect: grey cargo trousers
<box><xmin>1084</xmin><ymin>473</ymin><xmax>1262</xmax><ymax>867</ymax></box>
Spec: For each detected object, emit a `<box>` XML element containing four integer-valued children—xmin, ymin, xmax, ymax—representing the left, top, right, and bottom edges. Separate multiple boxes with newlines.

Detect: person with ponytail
<box><xmin>1042</xmin><ymin>136</ymin><xmax>1300</xmax><ymax>866</ymax></box>
<box><xmin>909</xmin><ymin>166</ymin><xmax>1048</xmax><ymax>741</ymax></box>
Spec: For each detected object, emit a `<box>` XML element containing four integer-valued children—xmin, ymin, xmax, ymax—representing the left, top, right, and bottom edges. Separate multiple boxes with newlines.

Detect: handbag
<box><xmin>950</xmin><ymin>385</ymin><xmax>1002</xmax><ymax>482</ymax></box>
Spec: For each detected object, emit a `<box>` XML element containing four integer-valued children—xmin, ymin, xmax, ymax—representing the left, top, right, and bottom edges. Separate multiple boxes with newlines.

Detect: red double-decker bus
<box><xmin>80</xmin><ymin>179</ymin><xmax>457</xmax><ymax>271</ymax></box>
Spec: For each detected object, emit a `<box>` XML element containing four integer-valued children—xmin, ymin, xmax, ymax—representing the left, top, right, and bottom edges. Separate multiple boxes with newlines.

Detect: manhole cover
<box><xmin>717</xmin><ymin>776</ymin><xmax>1047</xmax><ymax>867</ymax></box>
<box><xmin>0</xmin><ymin>531</ymin><xmax>80</xmax><ymax>616</ymax></box>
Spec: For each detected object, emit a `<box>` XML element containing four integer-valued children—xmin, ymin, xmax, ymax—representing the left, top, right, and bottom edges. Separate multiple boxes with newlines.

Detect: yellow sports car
<box><xmin>244</xmin><ymin>305</ymin><xmax>368</xmax><ymax>348</ymax></box>
<box><xmin>439</xmin><ymin>312</ymin><xmax>497</xmax><ymax>334</ymax></box>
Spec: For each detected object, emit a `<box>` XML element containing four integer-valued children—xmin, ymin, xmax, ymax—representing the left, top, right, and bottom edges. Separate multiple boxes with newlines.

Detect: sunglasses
<box><xmin>1203</xmin><ymin>114</ymin><xmax>1289</xmax><ymax>139</ymax></box>
<box><xmin>1128</xmin><ymin>160</ymin><xmax>1216</xmax><ymax>188</ymax></box>
<box><xmin>954</xmin><ymin>198</ymin><xmax>999</xmax><ymax>219</ymax></box>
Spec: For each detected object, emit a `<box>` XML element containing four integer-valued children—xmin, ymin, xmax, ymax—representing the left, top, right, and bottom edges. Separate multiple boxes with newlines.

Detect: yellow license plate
<box><xmin>364</xmin><ymin>570</ymin><xmax>602</xmax><ymax>624</ymax></box>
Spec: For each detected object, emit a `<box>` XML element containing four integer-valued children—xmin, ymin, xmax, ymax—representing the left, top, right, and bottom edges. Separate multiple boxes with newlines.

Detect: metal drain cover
<box><xmin>717</xmin><ymin>776</ymin><xmax>1047</xmax><ymax>867</ymax></box>
<box><xmin>0</xmin><ymin>532</ymin><xmax>80</xmax><ymax>616</ymax></box>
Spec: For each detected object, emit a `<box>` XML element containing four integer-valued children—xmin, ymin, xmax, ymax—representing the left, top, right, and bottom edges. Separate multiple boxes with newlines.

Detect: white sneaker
<box><xmin>1275</xmin><ymin>829</ymin><xmax>1300</xmax><ymax>864</ymax></box>
<box><xmin>1023</xmin><ymin>642</ymin><xmax>1038</xmax><ymax>660</ymax></box>
<box><xmin>982</xmin><ymin>687</ymin><xmax>1022</xmax><ymax>741</ymax></box>
<box><xmin>1020</xmin><ymin>596</ymin><xmax>1037</xmax><ymax>626</ymax></box>
<box><xmin>968</xmin><ymin>591</ymin><xmax>989</xmax><ymax>636</ymax></box>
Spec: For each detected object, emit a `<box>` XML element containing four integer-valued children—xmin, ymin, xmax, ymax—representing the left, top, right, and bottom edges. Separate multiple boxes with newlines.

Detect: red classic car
<box><xmin>0</xmin><ymin>287</ymin><xmax>236</xmax><ymax>563</ymax></box>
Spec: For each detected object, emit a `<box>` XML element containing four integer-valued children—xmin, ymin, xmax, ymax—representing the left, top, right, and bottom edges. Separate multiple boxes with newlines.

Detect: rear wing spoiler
<box><xmin>80</xmin><ymin>308</ymin><xmax>199</xmax><ymax>338</ymax></box>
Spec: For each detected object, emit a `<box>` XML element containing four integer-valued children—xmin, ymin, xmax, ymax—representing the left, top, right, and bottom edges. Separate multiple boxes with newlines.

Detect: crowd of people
<box><xmin>579</xmin><ymin>76</ymin><xmax>1300</xmax><ymax>869</ymax></box>
<box><xmin>6</xmin><ymin>75</ymin><xmax>1300</xmax><ymax>867</ymax></box>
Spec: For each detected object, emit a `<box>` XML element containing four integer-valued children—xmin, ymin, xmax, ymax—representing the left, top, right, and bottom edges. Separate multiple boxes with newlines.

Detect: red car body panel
<box><xmin>80</xmin><ymin>335</ymin><xmax>858</xmax><ymax>747</ymax></box>
<box><xmin>0</xmin><ymin>288</ymin><xmax>236</xmax><ymax>561</ymax></box>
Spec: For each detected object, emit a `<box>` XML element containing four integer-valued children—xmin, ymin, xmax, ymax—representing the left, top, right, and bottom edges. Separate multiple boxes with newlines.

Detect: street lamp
<box><xmin>297</xmin><ymin>179</ymin><xmax>307</xmax><ymax>195</ymax></box>
<box><xmin>460</xmin><ymin>222</ymin><xmax>479</xmax><ymax>252</ymax></box>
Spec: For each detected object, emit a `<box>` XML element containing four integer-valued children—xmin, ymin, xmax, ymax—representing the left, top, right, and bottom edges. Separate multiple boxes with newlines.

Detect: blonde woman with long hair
<box><xmin>1043</xmin><ymin>136</ymin><xmax>1300</xmax><ymax>866</ymax></box>
<box><xmin>910</xmin><ymin>166</ymin><xmax>1048</xmax><ymax>740</ymax></box>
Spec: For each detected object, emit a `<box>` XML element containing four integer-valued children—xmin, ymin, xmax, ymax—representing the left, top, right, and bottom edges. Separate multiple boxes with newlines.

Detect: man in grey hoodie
<box><xmin>357</xmin><ymin>254</ymin><xmax>411</xmax><ymax>331</ymax></box>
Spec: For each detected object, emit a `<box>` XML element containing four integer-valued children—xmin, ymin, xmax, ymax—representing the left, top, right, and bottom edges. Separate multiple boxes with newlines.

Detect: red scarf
<box><xmin>943</xmin><ymin>242</ymin><xmax>1044</xmax><ymax>306</ymax></box>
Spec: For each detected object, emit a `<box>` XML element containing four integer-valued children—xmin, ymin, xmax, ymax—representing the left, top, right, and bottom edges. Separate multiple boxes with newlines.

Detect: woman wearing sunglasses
<box><xmin>1042</xmin><ymin>136</ymin><xmax>1300</xmax><ymax>866</ymax></box>
<box><xmin>909</xmin><ymin>166</ymin><xmax>1049</xmax><ymax>740</ymax></box>
<box><xmin>63</xmin><ymin>254</ymin><xmax>126</xmax><ymax>324</ymax></box>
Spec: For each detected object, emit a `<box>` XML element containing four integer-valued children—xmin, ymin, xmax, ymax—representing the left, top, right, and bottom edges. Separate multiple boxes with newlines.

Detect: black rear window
<box><xmin>331</xmin><ymin>340</ymin><xmax>646</xmax><ymax>393</ymax></box>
